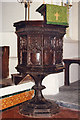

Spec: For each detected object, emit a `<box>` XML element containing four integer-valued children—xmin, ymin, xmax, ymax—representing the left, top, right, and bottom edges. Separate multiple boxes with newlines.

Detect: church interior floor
<box><xmin>0</xmin><ymin>105</ymin><xmax>80</xmax><ymax>119</ymax></box>
<box><xmin>45</xmin><ymin>80</ymin><xmax>80</xmax><ymax>110</ymax></box>
<box><xmin>0</xmin><ymin>80</ymin><xmax>80</xmax><ymax>119</ymax></box>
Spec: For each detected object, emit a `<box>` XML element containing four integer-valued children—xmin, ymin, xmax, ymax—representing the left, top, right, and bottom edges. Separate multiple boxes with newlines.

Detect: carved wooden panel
<box><xmin>43</xmin><ymin>35</ymin><xmax>53</xmax><ymax>65</ymax></box>
<box><xmin>43</xmin><ymin>36</ymin><xmax>63</xmax><ymax>65</ymax></box>
<box><xmin>19</xmin><ymin>36</ymin><xmax>27</xmax><ymax>65</ymax></box>
<box><xmin>27</xmin><ymin>34</ymin><xmax>42</xmax><ymax>66</ymax></box>
<box><xmin>18</xmin><ymin>34</ymin><xmax>63</xmax><ymax>66</ymax></box>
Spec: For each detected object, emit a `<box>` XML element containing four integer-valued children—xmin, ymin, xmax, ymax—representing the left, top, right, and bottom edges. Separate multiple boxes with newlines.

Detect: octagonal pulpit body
<box><xmin>14</xmin><ymin>21</ymin><xmax>67</xmax><ymax>74</ymax></box>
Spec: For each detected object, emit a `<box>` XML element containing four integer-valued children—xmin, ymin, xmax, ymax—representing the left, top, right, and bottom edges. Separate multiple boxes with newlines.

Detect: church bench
<box><xmin>63</xmin><ymin>58</ymin><xmax>80</xmax><ymax>86</ymax></box>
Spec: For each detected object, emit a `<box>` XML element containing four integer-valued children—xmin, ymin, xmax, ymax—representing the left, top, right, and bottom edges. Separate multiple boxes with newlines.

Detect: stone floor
<box><xmin>45</xmin><ymin>80</ymin><xmax>80</xmax><ymax>110</ymax></box>
<box><xmin>0</xmin><ymin>79</ymin><xmax>80</xmax><ymax>119</ymax></box>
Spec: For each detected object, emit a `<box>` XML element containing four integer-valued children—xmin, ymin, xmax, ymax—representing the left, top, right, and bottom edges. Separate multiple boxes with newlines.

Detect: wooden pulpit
<box><xmin>13</xmin><ymin>4</ymin><xmax>68</xmax><ymax>117</ymax></box>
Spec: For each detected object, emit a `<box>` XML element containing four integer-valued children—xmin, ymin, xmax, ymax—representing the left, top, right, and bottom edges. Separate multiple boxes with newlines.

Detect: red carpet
<box><xmin>0</xmin><ymin>106</ymin><xmax>80</xmax><ymax>120</ymax></box>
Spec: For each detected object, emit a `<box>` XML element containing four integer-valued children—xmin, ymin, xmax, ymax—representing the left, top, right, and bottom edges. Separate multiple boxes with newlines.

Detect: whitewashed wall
<box><xmin>79</xmin><ymin>2</ymin><xmax>80</xmax><ymax>42</ymax></box>
<box><xmin>0</xmin><ymin>2</ymin><xmax>79</xmax><ymax>95</ymax></box>
<box><xmin>69</xmin><ymin>2</ymin><xmax>78</xmax><ymax>40</ymax></box>
<box><xmin>63</xmin><ymin>2</ymin><xmax>79</xmax><ymax>84</ymax></box>
<box><xmin>63</xmin><ymin>39</ymin><xmax>79</xmax><ymax>83</ymax></box>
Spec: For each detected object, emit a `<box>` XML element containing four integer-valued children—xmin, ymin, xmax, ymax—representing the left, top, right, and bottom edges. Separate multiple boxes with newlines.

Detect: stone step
<box><xmin>33</xmin><ymin>108</ymin><xmax>51</xmax><ymax>117</ymax></box>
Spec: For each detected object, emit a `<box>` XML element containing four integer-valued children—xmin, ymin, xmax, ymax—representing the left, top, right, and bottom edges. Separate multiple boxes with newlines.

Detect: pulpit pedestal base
<box><xmin>19</xmin><ymin>98</ymin><xmax>59</xmax><ymax>117</ymax></box>
<box><xmin>19</xmin><ymin>74</ymin><xmax>59</xmax><ymax>117</ymax></box>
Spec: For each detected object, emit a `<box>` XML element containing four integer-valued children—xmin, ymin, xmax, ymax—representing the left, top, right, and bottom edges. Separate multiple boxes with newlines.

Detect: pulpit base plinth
<box><xmin>19</xmin><ymin>98</ymin><xmax>59</xmax><ymax>118</ymax></box>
